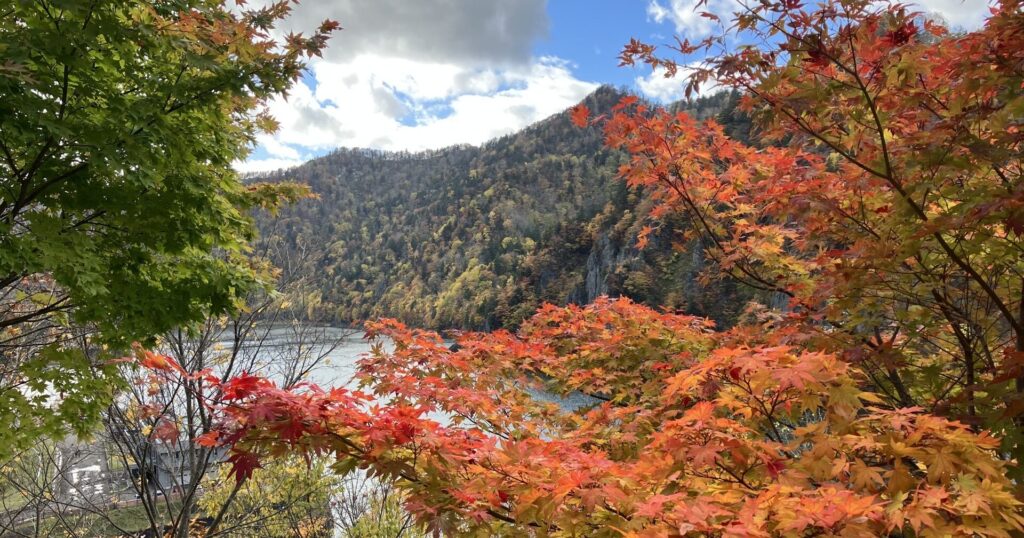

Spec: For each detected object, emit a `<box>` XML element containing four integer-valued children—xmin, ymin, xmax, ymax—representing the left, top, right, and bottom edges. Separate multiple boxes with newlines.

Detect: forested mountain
<box><xmin>254</xmin><ymin>86</ymin><xmax>756</xmax><ymax>330</ymax></box>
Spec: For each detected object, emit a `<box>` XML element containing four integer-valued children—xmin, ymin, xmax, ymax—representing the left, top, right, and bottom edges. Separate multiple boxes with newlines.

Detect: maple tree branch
<box><xmin>8</xmin><ymin>162</ymin><xmax>89</xmax><ymax>224</ymax></box>
<box><xmin>1016</xmin><ymin>276</ymin><xmax>1024</xmax><ymax>396</ymax></box>
<box><xmin>0</xmin><ymin>134</ymin><xmax>21</xmax><ymax>179</ymax></box>
<box><xmin>714</xmin><ymin>462</ymin><xmax>754</xmax><ymax>489</ymax></box>
<box><xmin>849</xmin><ymin>26</ymin><xmax>1021</xmax><ymax>345</ymax></box>
<box><xmin>659</xmin><ymin>166</ymin><xmax>794</xmax><ymax>298</ymax></box>
<box><xmin>735</xmin><ymin>34</ymin><xmax>1024</xmax><ymax>344</ymax></box>
<box><xmin>736</xmin><ymin>376</ymin><xmax>791</xmax><ymax>445</ymax></box>
<box><xmin>0</xmin><ymin>296</ymin><xmax>71</xmax><ymax>329</ymax></box>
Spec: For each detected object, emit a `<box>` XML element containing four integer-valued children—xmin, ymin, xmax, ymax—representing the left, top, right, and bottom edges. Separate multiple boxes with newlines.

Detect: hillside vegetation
<box><xmin>256</xmin><ymin>87</ymin><xmax>756</xmax><ymax>330</ymax></box>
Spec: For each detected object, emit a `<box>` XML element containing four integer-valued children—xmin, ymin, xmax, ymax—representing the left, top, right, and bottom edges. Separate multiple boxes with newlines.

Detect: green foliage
<box><xmin>0</xmin><ymin>0</ymin><xmax>331</xmax><ymax>458</ymax></box>
<box><xmin>347</xmin><ymin>493</ymin><xmax>424</xmax><ymax>538</ymax></box>
<box><xmin>256</xmin><ymin>87</ymin><xmax>757</xmax><ymax>330</ymax></box>
<box><xmin>0</xmin><ymin>348</ymin><xmax>119</xmax><ymax>455</ymax></box>
<box><xmin>199</xmin><ymin>457</ymin><xmax>338</xmax><ymax>537</ymax></box>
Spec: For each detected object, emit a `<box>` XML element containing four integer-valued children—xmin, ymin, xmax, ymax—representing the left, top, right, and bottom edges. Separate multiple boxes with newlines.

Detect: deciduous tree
<box><xmin>612</xmin><ymin>0</ymin><xmax>1024</xmax><ymax>468</ymax></box>
<box><xmin>0</xmin><ymin>0</ymin><xmax>334</xmax><ymax>457</ymax></box>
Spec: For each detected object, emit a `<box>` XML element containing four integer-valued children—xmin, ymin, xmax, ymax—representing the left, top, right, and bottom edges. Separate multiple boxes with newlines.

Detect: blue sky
<box><xmin>239</xmin><ymin>0</ymin><xmax>990</xmax><ymax>173</ymax></box>
<box><xmin>535</xmin><ymin>1</ymin><xmax>655</xmax><ymax>89</ymax></box>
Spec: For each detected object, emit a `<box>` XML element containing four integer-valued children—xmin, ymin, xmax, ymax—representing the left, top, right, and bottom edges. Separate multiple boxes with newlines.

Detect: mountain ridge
<box><xmin>253</xmin><ymin>86</ymin><xmax>756</xmax><ymax>330</ymax></box>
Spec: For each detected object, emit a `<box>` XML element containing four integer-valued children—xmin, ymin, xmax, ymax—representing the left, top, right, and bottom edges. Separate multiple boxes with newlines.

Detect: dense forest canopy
<box><xmin>254</xmin><ymin>87</ymin><xmax>757</xmax><ymax>330</ymax></box>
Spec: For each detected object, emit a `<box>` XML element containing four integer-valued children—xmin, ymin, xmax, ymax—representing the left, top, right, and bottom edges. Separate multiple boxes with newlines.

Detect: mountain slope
<box><xmin>255</xmin><ymin>86</ymin><xmax>757</xmax><ymax>330</ymax></box>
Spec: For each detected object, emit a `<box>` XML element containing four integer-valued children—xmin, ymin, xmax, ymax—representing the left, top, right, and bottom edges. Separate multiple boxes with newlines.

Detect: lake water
<box><xmin>228</xmin><ymin>325</ymin><xmax>375</xmax><ymax>388</ymax></box>
<box><xmin>245</xmin><ymin>325</ymin><xmax>594</xmax><ymax>410</ymax></box>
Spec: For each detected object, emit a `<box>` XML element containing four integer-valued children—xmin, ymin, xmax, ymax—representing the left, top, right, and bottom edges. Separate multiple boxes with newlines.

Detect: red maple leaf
<box><xmin>228</xmin><ymin>451</ymin><xmax>262</xmax><ymax>484</ymax></box>
<box><xmin>153</xmin><ymin>419</ymin><xmax>179</xmax><ymax>446</ymax></box>
<box><xmin>570</xmin><ymin>104</ymin><xmax>590</xmax><ymax>128</ymax></box>
<box><xmin>221</xmin><ymin>372</ymin><xmax>271</xmax><ymax>400</ymax></box>
<box><xmin>195</xmin><ymin>430</ymin><xmax>221</xmax><ymax>447</ymax></box>
<box><xmin>139</xmin><ymin>351</ymin><xmax>185</xmax><ymax>374</ymax></box>
<box><xmin>764</xmin><ymin>457</ymin><xmax>785</xmax><ymax>479</ymax></box>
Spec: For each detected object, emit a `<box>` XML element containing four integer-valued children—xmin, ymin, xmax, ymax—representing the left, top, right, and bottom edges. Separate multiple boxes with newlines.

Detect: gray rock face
<box><xmin>575</xmin><ymin>230</ymin><xmax>642</xmax><ymax>304</ymax></box>
<box><xmin>583</xmin><ymin>233</ymin><xmax>613</xmax><ymax>302</ymax></box>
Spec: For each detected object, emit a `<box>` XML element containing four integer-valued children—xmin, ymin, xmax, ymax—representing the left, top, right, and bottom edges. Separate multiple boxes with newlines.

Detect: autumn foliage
<box><xmin>146</xmin><ymin>0</ymin><xmax>1024</xmax><ymax>535</ymax></box>
<box><xmin>606</xmin><ymin>0</ymin><xmax>1024</xmax><ymax>467</ymax></box>
<box><xmin>148</xmin><ymin>298</ymin><xmax>1020</xmax><ymax>536</ymax></box>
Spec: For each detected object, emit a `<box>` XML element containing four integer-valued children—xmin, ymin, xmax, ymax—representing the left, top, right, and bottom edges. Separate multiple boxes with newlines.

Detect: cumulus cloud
<box><xmin>646</xmin><ymin>0</ymin><xmax>739</xmax><ymax>39</ymax></box>
<box><xmin>913</xmin><ymin>0</ymin><xmax>991</xmax><ymax>30</ymax></box>
<box><xmin>635</xmin><ymin>65</ymin><xmax>721</xmax><ymax>103</ymax></box>
<box><xmin>279</xmin><ymin>56</ymin><xmax>595</xmax><ymax>150</ymax></box>
<box><xmin>238</xmin><ymin>0</ymin><xmax>598</xmax><ymax>172</ymax></box>
<box><xmin>236</xmin><ymin>157</ymin><xmax>311</xmax><ymax>175</ymax></box>
<box><xmin>274</xmin><ymin>0</ymin><xmax>548</xmax><ymax>66</ymax></box>
<box><xmin>646</xmin><ymin>0</ymin><xmax>990</xmax><ymax>38</ymax></box>
<box><xmin>635</xmin><ymin>68</ymin><xmax>688</xmax><ymax>103</ymax></box>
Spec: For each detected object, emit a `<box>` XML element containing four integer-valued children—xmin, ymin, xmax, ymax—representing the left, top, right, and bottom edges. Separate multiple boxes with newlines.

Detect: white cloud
<box><xmin>635</xmin><ymin>65</ymin><xmax>722</xmax><ymax>103</ymax></box>
<box><xmin>912</xmin><ymin>0</ymin><xmax>991</xmax><ymax>30</ymax></box>
<box><xmin>257</xmin><ymin>135</ymin><xmax>301</xmax><ymax>160</ymax></box>
<box><xmin>636</xmin><ymin>67</ymin><xmax>688</xmax><ymax>103</ymax></box>
<box><xmin>272</xmin><ymin>0</ymin><xmax>548</xmax><ymax>66</ymax></box>
<box><xmin>238</xmin><ymin>55</ymin><xmax>597</xmax><ymax>170</ymax></box>
<box><xmin>646</xmin><ymin>0</ymin><xmax>739</xmax><ymax>39</ymax></box>
<box><xmin>236</xmin><ymin>157</ymin><xmax>311</xmax><ymax>174</ymax></box>
<box><xmin>237</xmin><ymin>0</ymin><xmax>598</xmax><ymax>172</ymax></box>
<box><xmin>646</xmin><ymin>0</ymin><xmax>991</xmax><ymax>38</ymax></box>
